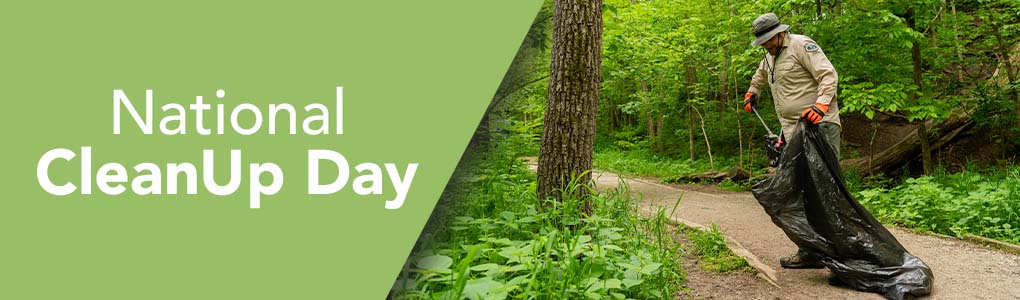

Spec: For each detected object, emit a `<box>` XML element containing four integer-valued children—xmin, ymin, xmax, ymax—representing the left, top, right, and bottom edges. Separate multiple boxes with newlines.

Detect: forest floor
<box><xmin>524</xmin><ymin>158</ymin><xmax>1020</xmax><ymax>299</ymax></box>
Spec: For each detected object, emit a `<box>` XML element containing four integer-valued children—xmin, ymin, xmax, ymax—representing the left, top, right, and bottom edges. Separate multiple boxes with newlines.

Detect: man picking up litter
<box><xmin>742</xmin><ymin>12</ymin><xmax>841</xmax><ymax>269</ymax></box>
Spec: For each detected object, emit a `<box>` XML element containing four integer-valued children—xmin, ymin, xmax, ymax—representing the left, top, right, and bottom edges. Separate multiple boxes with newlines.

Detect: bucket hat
<box><xmin>751</xmin><ymin>13</ymin><xmax>790</xmax><ymax>46</ymax></box>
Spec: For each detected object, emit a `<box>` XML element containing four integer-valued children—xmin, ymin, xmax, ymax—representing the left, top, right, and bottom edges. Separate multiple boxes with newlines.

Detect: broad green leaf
<box><xmin>469</xmin><ymin>263</ymin><xmax>501</xmax><ymax>272</ymax></box>
<box><xmin>622</xmin><ymin>278</ymin><xmax>644</xmax><ymax>289</ymax></box>
<box><xmin>639</xmin><ymin>263</ymin><xmax>662</xmax><ymax>275</ymax></box>
<box><xmin>416</xmin><ymin>255</ymin><xmax>453</xmax><ymax>272</ymax></box>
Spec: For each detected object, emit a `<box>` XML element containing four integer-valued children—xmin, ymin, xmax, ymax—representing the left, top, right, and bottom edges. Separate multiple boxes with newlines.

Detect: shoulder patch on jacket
<box><xmin>805</xmin><ymin>43</ymin><xmax>820</xmax><ymax>52</ymax></box>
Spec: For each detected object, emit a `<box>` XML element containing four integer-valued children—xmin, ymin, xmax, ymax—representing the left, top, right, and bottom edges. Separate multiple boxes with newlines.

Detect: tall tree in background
<box><xmin>537</xmin><ymin>0</ymin><xmax>602</xmax><ymax>207</ymax></box>
<box><xmin>905</xmin><ymin>6</ymin><xmax>935</xmax><ymax>175</ymax></box>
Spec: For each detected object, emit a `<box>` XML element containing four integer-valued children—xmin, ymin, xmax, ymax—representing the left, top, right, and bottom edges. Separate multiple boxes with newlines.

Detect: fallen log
<box><xmin>669</xmin><ymin>166</ymin><xmax>752</xmax><ymax>183</ymax></box>
<box><xmin>840</xmin><ymin>112</ymin><xmax>974</xmax><ymax>176</ymax></box>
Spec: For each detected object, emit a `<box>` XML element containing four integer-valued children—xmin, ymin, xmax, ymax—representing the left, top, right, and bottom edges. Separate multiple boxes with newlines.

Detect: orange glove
<box><xmin>801</xmin><ymin>102</ymin><xmax>829</xmax><ymax>124</ymax></box>
<box><xmin>743</xmin><ymin>92</ymin><xmax>756</xmax><ymax>113</ymax></box>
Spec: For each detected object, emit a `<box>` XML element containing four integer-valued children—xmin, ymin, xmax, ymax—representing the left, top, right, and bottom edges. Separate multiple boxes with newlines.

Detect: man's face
<box><xmin>761</xmin><ymin>32</ymin><xmax>784</xmax><ymax>55</ymax></box>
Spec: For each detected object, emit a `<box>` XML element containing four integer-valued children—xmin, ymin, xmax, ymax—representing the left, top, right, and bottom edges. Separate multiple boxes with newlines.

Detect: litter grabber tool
<box><xmin>751</xmin><ymin>107</ymin><xmax>784</xmax><ymax>167</ymax></box>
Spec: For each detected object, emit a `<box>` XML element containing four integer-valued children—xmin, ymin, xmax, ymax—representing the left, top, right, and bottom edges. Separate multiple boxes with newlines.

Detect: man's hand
<box><xmin>801</xmin><ymin>102</ymin><xmax>829</xmax><ymax>124</ymax></box>
<box><xmin>743</xmin><ymin>92</ymin><xmax>757</xmax><ymax>113</ymax></box>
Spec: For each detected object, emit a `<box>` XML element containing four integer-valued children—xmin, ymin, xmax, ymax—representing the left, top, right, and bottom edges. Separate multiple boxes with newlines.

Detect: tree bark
<box><xmin>906</xmin><ymin>7</ymin><xmax>934</xmax><ymax>175</ymax></box>
<box><xmin>950</xmin><ymin>0</ymin><xmax>963</xmax><ymax>82</ymax></box>
<box><xmin>987</xmin><ymin>13</ymin><xmax>1020</xmax><ymax>128</ymax></box>
<box><xmin>719</xmin><ymin>52</ymin><xmax>731</xmax><ymax>112</ymax></box>
<box><xmin>685</xmin><ymin>65</ymin><xmax>698</xmax><ymax>160</ymax></box>
<box><xmin>537</xmin><ymin>0</ymin><xmax>602</xmax><ymax>208</ymax></box>
<box><xmin>688</xmin><ymin>105</ymin><xmax>695</xmax><ymax>160</ymax></box>
<box><xmin>647</xmin><ymin>114</ymin><xmax>657</xmax><ymax>151</ymax></box>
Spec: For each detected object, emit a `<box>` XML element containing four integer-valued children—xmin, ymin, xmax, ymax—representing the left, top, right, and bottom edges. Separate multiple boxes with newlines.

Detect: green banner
<box><xmin>0</xmin><ymin>1</ymin><xmax>543</xmax><ymax>298</ymax></box>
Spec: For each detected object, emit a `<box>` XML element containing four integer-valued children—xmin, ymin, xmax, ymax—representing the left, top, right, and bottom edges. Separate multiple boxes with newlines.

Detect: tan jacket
<box><xmin>748</xmin><ymin>33</ymin><xmax>839</xmax><ymax>138</ymax></box>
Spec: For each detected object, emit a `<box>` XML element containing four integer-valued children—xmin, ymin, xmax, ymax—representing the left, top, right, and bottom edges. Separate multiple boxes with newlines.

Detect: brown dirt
<box><xmin>935</xmin><ymin>131</ymin><xmax>1015</xmax><ymax>171</ymax></box>
<box><xmin>673</xmin><ymin>229</ymin><xmax>780</xmax><ymax>300</ymax></box>
<box><xmin>839</xmin><ymin>111</ymin><xmax>1017</xmax><ymax>173</ymax></box>
<box><xmin>592</xmin><ymin>170</ymin><xmax>1020</xmax><ymax>300</ymax></box>
<box><xmin>840</xmin><ymin>112</ymin><xmax>918</xmax><ymax>160</ymax></box>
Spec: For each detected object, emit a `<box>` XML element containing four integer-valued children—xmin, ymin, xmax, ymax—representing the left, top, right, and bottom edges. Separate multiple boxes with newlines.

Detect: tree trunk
<box><xmin>906</xmin><ymin>8</ymin><xmax>934</xmax><ymax>175</ymax></box>
<box><xmin>656</xmin><ymin>82</ymin><xmax>667</xmax><ymax>153</ymax></box>
<box><xmin>647</xmin><ymin>114</ymin><xmax>658</xmax><ymax>151</ymax></box>
<box><xmin>537</xmin><ymin>0</ymin><xmax>602</xmax><ymax>208</ymax></box>
<box><xmin>720</xmin><ymin>52</ymin><xmax>731</xmax><ymax>113</ymax></box>
<box><xmin>950</xmin><ymin>0</ymin><xmax>963</xmax><ymax>82</ymax></box>
<box><xmin>685</xmin><ymin>65</ymin><xmax>698</xmax><ymax>161</ymax></box>
<box><xmin>688</xmin><ymin>105</ymin><xmax>695</xmax><ymax>160</ymax></box>
<box><xmin>987</xmin><ymin>13</ymin><xmax>1020</xmax><ymax>128</ymax></box>
<box><xmin>641</xmin><ymin>82</ymin><xmax>657</xmax><ymax>152</ymax></box>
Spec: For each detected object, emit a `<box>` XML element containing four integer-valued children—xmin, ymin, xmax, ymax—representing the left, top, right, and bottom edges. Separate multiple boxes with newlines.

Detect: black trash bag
<box><xmin>751</xmin><ymin>120</ymin><xmax>934</xmax><ymax>300</ymax></box>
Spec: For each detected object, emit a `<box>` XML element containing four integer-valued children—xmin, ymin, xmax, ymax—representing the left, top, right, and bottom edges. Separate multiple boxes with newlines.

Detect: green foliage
<box><xmin>685</xmin><ymin>224</ymin><xmax>753</xmax><ymax>273</ymax></box>
<box><xmin>599</xmin><ymin>0</ymin><xmax>776</xmax><ymax>163</ymax></box>
<box><xmin>717</xmin><ymin>178</ymin><xmax>750</xmax><ymax>192</ymax></box>
<box><xmin>392</xmin><ymin>136</ymin><xmax>685</xmax><ymax>299</ymax></box>
<box><xmin>855</xmin><ymin>168</ymin><xmax>1020</xmax><ymax>244</ymax></box>
<box><xmin>605</xmin><ymin>127</ymin><xmax>648</xmax><ymax>151</ymax></box>
<box><xmin>839</xmin><ymin>81</ymin><xmax>913</xmax><ymax>120</ymax></box>
<box><xmin>593</xmin><ymin>148</ymin><xmax>754</xmax><ymax>179</ymax></box>
<box><xmin>595</xmin><ymin>0</ymin><xmax>1020</xmax><ymax>175</ymax></box>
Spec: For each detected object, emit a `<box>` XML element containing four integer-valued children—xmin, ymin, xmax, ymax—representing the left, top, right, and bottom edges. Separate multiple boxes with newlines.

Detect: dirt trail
<box><xmin>592</xmin><ymin>170</ymin><xmax>1020</xmax><ymax>300</ymax></box>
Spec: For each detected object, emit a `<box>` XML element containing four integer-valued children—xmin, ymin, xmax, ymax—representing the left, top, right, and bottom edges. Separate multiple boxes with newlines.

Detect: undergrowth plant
<box><xmin>593</xmin><ymin>148</ymin><xmax>767</xmax><ymax>179</ymax></box>
<box><xmin>392</xmin><ymin>136</ymin><xmax>685</xmax><ymax>299</ymax></box>
<box><xmin>855</xmin><ymin>168</ymin><xmax>1020</xmax><ymax>244</ymax></box>
<box><xmin>684</xmin><ymin>224</ymin><xmax>753</xmax><ymax>273</ymax></box>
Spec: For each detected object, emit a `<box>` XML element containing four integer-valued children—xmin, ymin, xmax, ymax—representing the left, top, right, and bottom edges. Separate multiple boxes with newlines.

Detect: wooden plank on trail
<box><xmin>638</xmin><ymin>206</ymin><xmax>782</xmax><ymax>288</ymax></box>
<box><xmin>963</xmin><ymin>234</ymin><xmax>1020</xmax><ymax>255</ymax></box>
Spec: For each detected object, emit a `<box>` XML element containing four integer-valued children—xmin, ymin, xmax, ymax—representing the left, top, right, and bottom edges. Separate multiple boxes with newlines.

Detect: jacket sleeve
<box><xmin>748</xmin><ymin>57</ymin><xmax>769</xmax><ymax>95</ymax></box>
<box><xmin>797</xmin><ymin>39</ymin><xmax>838</xmax><ymax>105</ymax></box>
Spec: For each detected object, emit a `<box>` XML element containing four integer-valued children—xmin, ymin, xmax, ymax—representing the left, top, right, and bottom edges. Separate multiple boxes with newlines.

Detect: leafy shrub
<box><xmin>593</xmin><ymin>148</ymin><xmax>755</xmax><ymax>180</ymax></box>
<box><xmin>392</xmin><ymin>136</ymin><xmax>685</xmax><ymax>299</ymax></box>
<box><xmin>717</xmin><ymin>178</ymin><xmax>750</xmax><ymax>192</ymax></box>
<box><xmin>856</xmin><ymin>169</ymin><xmax>1020</xmax><ymax>244</ymax></box>
<box><xmin>685</xmin><ymin>224</ymin><xmax>753</xmax><ymax>273</ymax></box>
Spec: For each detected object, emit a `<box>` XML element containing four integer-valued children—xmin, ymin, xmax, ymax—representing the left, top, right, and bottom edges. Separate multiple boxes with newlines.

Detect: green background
<box><xmin>0</xmin><ymin>1</ymin><xmax>542</xmax><ymax>298</ymax></box>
